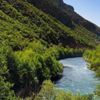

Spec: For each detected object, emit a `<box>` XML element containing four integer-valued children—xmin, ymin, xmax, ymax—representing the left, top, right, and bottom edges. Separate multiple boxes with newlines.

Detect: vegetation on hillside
<box><xmin>0</xmin><ymin>0</ymin><xmax>100</xmax><ymax>100</ymax></box>
<box><xmin>0</xmin><ymin>0</ymin><xmax>97</xmax><ymax>48</ymax></box>
<box><xmin>28</xmin><ymin>0</ymin><xmax>100</xmax><ymax>36</ymax></box>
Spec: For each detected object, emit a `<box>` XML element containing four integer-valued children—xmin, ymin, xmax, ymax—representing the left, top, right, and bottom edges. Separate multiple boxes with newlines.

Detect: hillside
<box><xmin>29</xmin><ymin>0</ymin><xmax>100</xmax><ymax>36</ymax></box>
<box><xmin>0</xmin><ymin>0</ymin><xmax>99</xmax><ymax>48</ymax></box>
<box><xmin>0</xmin><ymin>0</ymin><xmax>100</xmax><ymax>99</ymax></box>
<box><xmin>27</xmin><ymin>0</ymin><xmax>100</xmax><ymax>37</ymax></box>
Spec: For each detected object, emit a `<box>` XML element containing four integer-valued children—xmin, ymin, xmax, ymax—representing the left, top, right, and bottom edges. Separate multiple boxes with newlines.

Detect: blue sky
<box><xmin>63</xmin><ymin>0</ymin><xmax>100</xmax><ymax>27</ymax></box>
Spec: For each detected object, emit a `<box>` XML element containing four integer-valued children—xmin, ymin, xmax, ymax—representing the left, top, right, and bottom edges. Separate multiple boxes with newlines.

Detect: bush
<box><xmin>0</xmin><ymin>76</ymin><xmax>17</xmax><ymax>100</ymax></box>
<box><xmin>35</xmin><ymin>80</ymin><xmax>90</xmax><ymax>100</ymax></box>
<box><xmin>83</xmin><ymin>45</ymin><xmax>100</xmax><ymax>97</ymax></box>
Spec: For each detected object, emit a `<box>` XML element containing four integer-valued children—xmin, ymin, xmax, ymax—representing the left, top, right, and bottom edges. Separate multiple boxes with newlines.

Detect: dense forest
<box><xmin>0</xmin><ymin>0</ymin><xmax>100</xmax><ymax>100</ymax></box>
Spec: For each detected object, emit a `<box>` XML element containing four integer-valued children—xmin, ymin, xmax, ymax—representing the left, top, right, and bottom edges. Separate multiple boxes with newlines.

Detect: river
<box><xmin>55</xmin><ymin>57</ymin><xmax>99</xmax><ymax>95</ymax></box>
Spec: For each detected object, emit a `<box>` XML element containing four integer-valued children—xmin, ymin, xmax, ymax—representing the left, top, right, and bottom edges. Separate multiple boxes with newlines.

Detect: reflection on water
<box><xmin>55</xmin><ymin>57</ymin><xmax>99</xmax><ymax>95</ymax></box>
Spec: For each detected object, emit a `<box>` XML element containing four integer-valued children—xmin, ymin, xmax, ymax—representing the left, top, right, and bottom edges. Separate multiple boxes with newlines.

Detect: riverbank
<box><xmin>83</xmin><ymin>46</ymin><xmax>100</xmax><ymax>96</ymax></box>
<box><xmin>34</xmin><ymin>56</ymin><xmax>100</xmax><ymax>100</ymax></box>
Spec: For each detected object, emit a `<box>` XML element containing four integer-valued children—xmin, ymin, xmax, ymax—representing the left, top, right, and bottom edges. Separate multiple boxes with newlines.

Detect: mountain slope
<box><xmin>27</xmin><ymin>0</ymin><xmax>100</xmax><ymax>37</ymax></box>
<box><xmin>0</xmin><ymin>0</ymin><xmax>98</xmax><ymax>48</ymax></box>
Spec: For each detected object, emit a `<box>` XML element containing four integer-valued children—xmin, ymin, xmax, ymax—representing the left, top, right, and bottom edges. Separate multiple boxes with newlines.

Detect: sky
<box><xmin>63</xmin><ymin>0</ymin><xmax>100</xmax><ymax>27</ymax></box>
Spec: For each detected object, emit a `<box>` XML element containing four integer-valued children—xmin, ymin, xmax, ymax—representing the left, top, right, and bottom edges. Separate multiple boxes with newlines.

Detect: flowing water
<box><xmin>55</xmin><ymin>57</ymin><xmax>99</xmax><ymax>95</ymax></box>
